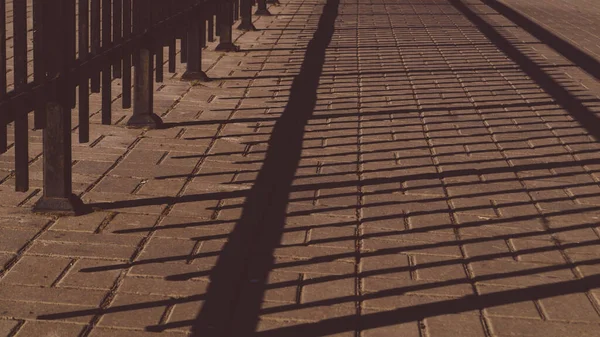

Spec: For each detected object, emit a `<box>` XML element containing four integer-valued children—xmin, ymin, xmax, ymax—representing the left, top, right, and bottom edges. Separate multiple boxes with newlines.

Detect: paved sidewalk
<box><xmin>2</xmin><ymin>0</ymin><xmax>600</xmax><ymax>336</ymax></box>
<box><xmin>499</xmin><ymin>0</ymin><xmax>600</xmax><ymax>61</ymax></box>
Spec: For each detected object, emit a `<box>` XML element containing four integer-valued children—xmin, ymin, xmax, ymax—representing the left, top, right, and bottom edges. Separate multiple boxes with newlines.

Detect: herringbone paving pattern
<box><xmin>1</xmin><ymin>0</ymin><xmax>600</xmax><ymax>336</ymax></box>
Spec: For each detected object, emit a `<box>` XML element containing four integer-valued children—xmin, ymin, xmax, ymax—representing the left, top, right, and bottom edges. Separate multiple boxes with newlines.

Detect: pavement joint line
<box><xmin>79</xmin><ymin>269</ymin><xmax>129</xmax><ymax>337</ymax></box>
<box><xmin>0</xmin><ymin>217</ymin><xmax>56</xmax><ymax>281</ymax></box>
<box><xmin>50</xmin><ymin>257</ymin><xmax>78</xmax><ymax>288</ymax></box>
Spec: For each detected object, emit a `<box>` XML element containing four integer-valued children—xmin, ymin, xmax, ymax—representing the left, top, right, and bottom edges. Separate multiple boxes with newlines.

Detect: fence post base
<box><xmin>181</xmin><ymin>19</ymin><xmax>211</xmax><ymax>82</ymax></box>
<box><xmin>181</xmin><ymin>71</ymin><xmax>211</xmax><ymax>82</ymax></box>
<box><xmin>33</xmin><ymin>194</ymin><xmax>86</xmax><ymax>216</ymax></box>
<box><xmin>33</xmin><ymin>101</ymin><xmax>87</xmax><ymax>216</ymax></box>
<box><xmin>215</xmin><ymin>42</ymin><xmax>240</xmax><ymax>52</ymax></box>
<box><xmin>238</xmin><ymin>0</ymin><xmax>257</xmax><ymax>31</ymax></box>
<box><xmin>237</xmin><ymin>20</ymin><xmax>257</xmax><ymax>31</ymax></box>
<box><xmin>127</xmin><ymin>113</ymin><xmax>163</xmax><ymax>129</ymax></box>
<box><xmin>216</xmin><ymin>7</ymin><xmax>239</xmax><ymax>52</ymax></box>
<box><xmin>127</xmin><ymin>48</ymin><xmax>164</xmax><ymax>129</ymax></box>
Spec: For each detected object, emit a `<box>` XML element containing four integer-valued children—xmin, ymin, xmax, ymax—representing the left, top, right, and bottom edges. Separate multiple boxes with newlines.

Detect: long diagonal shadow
<box><xmin>186</xmin><ymin>0</ymin><xmax>340</xmax><ymax>335</ymax></box>
<box><xmin>481</xmin><ymin>0</ymin><xmax>600</xmax><ymax>81</ymax></box>
<box><xmin>449</xmin><ymin>0</ymin><xmax>600</xmax><ymax>141</ymax></box>
<box><xmin>249</xmin><ymin>274</ymin><xmax>600</xmax><ymax>336</ymax></box>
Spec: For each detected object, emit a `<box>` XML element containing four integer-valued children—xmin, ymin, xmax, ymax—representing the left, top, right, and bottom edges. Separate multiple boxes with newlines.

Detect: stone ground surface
<box><xmin>2</xmin><ymin>0</ymin><xmax>600</xmax><ymax>336</ymax></box>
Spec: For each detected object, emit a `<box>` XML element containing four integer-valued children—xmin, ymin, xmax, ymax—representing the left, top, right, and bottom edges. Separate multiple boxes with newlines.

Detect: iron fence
<box><xmin>0</xmin><ymin>0</ymin><xmax>265</xmax><ymax>214</ymax></box>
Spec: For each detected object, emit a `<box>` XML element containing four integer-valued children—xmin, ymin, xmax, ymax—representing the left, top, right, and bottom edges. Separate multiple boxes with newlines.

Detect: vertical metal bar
<box><xmin>90</xmin><ymin>0</ymin><xmax>101</xmax><ymax>92</ymax></box>
<box><xmin>79</xmin><ymin>0</ymin><xmax>90</xmax><ymax>143</ymax></box>
<box><xmin>13</xmin><ymin>0</ymin><xmax>29</xmax><ymax>192</ymax></box>
<box><xmin>113</xmin><ymin>0</ymin><xmax>123</xmax><ymax>78</ymax></box>
<box><xmin>215</xmin><ymin>4</ymin><xmax>221</xmax><ymax>37</ymax></box>
<box><xmin>153</xmin><ymin>0</ymin><xmax>163</xmax><ymax>83</ymax></box>
<box><xmin>200</xmin><ymin>16</ymin><xmax>206</xmax><ymax>49</ymax></box>
<box><xmin>207</xmin><ymin>9</ymin><xmax>215</xmax><ymax>42</ymax></box>
<box><xmin>101</xmin><ymin>0</ymin><xmax>112</xmax><ymax>125</ymax></box>
<box><xmin>0</xmin><ymin>0</ymin><xmax>6</xmax><ymax>153</ymax></box>
<box><xmin>122</xmin><ymin>0</ymin><xmax>132</xmax><ymax>108</ymax></box>
<box><xmin>0</xmin><ymin>0</ymin><xmax>4</xmax><ymax>98</ymax></box>
<box><xmin>167</xmin><ymin>2</ymin><xmax>176</xmax><ymax>73</ymax></box>
<box><xmin>156</xmin><ymin>47</ymin><xmax>164</xmax><ymax>82</ymax></box>
<box><xmin>168</xmin><ymin>39</ymin><xmax>176</xmax><ymax>73</ymax></box>
<box><xmin>234</xmin><ymin>0</ymin><xmax>239</xmax><ymax>21</ymax></box>
<box><xmin>33</xmin><ymin>0</ymin><xmax>46</xmax><ymax>129</ymax></box>
<box><xmin>65</xmin><ymin>0</ymin><xmax>77</xmax><ymax>109</ymax></box>
<box><xmin>180</xmin><ymin>35</ymin><xmax>188</xmax><ymax>63</ymax></box>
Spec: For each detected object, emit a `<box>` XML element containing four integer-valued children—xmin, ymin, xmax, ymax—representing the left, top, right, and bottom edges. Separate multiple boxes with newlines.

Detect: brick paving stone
<box><xmin>3</xmin><ymin>0</ymin><xmax>600</xmax><ymax>336</ymax></box>
<box><xmin>0</xmin><ymin>320</ymin><xmax>19</xmax><ymax>336</ymax></box>
<box><xmin>97</xmin><ymin>293</ymin><xmax>171</xmax><ymax>329</ymax></box>
<box><xmin>58</xmin><ymin>258</ymin><xmax>123</xmax><ymax>290</ymax></box>
<box><xmin>15</xmin><ymin>321</ymin><xmax>86</xmax><ymax>337</ymax></box>
<box><xmin>2</xmin><ymin>255</ymin><xmax>73</xmax><ymax>286</ymax></box>
<box><xmin>425</xmin><ymin>313</ymin><xmax>488</xmax><ymax>337</ymax></box>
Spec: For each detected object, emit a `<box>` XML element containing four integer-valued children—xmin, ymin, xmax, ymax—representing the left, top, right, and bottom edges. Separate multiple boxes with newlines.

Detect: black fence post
<box><xmin>127</xmin><ymin>0</ymin><xmax>163</xmax><ymax>128</ymax></box>
<box><xmin>127</xmin><ymin>48</ymin><xmax>163</xmax><ymax>128</ymax></box>
<box><xmin>266</xmin><ymin>0</ymin><xmax>280</xmax><ymax>5</ymax></box>
<box><xmin>181</xmin><ymin>13</ymin><xmax>210</xmax><ymax>81</ymax></box>
<box><xmin>33</xmin><ymin>0</ymin><xmax>85</xmax><ymax>215</ymax></box>
<box><xmin>237</xmin><ymin>0</ymin><xmax>257</xmax><ymax>31</ymax></box>
<box><xmin>216</xmin><ymin>0</ymin><xmax>239</xmax><ymax>51</ymax></box>
<box><xmin>255</xmin><ymin>0</ymin><xmax>271</xmax><ymax>16</ymax></box>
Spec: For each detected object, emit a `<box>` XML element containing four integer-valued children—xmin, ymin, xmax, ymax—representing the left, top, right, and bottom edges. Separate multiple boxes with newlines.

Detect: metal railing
<box><xmin>0</xmin><ymin>0</ymin><xmax>268</xmax><ymax>214</ymax></box>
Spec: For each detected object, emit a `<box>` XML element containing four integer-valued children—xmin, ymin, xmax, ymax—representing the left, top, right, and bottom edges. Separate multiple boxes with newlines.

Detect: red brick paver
<box><xmin>2</xmin><ymin>0</ymin><xmax>600</xmax><ymax>336</ymax></box>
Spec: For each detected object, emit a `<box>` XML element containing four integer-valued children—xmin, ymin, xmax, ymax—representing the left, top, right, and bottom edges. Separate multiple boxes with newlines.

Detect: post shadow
<box><xmin>188</xmin><ymin>0</ymin><xmax>340</xmax><ymax>335</ymax></box>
